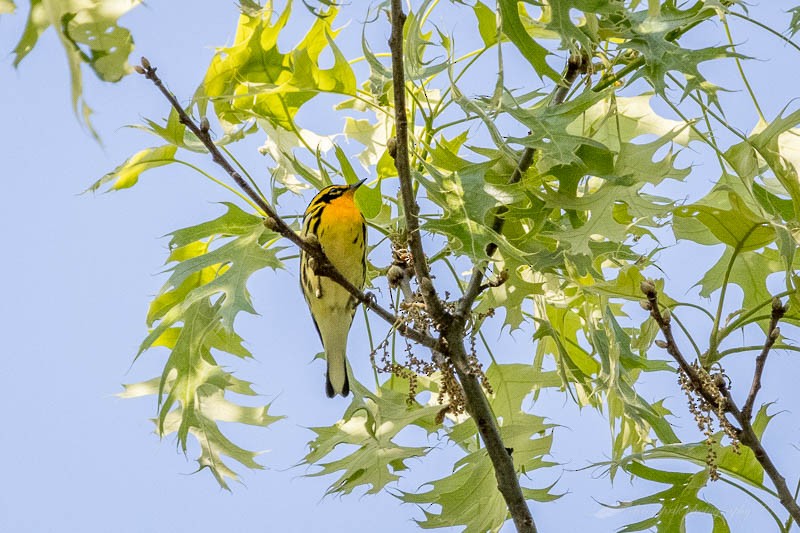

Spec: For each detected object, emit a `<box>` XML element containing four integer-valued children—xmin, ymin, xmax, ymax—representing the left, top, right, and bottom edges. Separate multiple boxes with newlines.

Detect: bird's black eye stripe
<box><xmin>316</xmin><ymin>185</ymin><xmax>348</xmax><ymax>205</ymax></box>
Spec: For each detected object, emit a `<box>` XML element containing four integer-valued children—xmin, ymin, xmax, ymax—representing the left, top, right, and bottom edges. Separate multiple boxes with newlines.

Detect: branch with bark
<box><xmin>135</xmin><ymin>58</ymin><xmax>439</xmax><ymax>352</ymax></box>
<box><xmin>458</xmin><ymin>53</ymin><xmax>588</xmax><ymax>319</ymax></box>
<box><xmin>640</xmin><ymin>281</ymin><xmax>800</xmax><ymax>523</ymax></box>
<box><xmin>383</xmin><ymin>3</ymin><xmax>597</xmax><ymax>532</ymax></box>
<box><xmin>387</xmin><ymin>4</ymin><xmax>448</xmax><ymax>326</ymax></box>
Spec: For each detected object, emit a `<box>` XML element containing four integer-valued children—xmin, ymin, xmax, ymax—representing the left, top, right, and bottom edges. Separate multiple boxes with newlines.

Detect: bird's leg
<box><xmin>306</xmin><ymin>256</ymin><xmax>324</xmax><ymax>299</ymax></box>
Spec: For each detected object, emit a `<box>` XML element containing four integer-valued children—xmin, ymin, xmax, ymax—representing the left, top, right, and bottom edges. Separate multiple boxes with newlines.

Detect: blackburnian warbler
<box><xmin>300</xmin><ymin>180</ymin><xmax>367</xmax><ymax>397</ymax></box>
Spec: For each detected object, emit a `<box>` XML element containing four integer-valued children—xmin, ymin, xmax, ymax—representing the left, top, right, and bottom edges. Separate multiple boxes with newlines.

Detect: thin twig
<box><xmin>730</xmin><ymin>387</ymin><xmax>800</xmax><ymax>524</ymax></box>
<box><xmin>640</xmin><ymin>281</ymin><xmax>800</xmax><ymax>524</ymax></box>
<box><xmin>457</xmin><ymin>53</ymin><xmax>588</xmax><ymax>318</ymax></box>
<box><xmin>640</xmin><ymin>280</ymin><xmax>722</xmax><ymax>409</ymax></box>
<box><xmin>741</xmin><ymin>298</ymin><xmax>786</xmax><ymax>420</ymax></box>
<box><xmin>479</xmin><ymin>269</ymin><xmax>509</xmax><ymax>293</ymax></box>
<box><xmin>135</xmin><ymin>58</ymin><xmax>439</xmax><ymax>351</ymax></box>
<box><xmin>387</xmin><ymin>3</ymin><xmax>448</xmax><ymax>324</ymax></box>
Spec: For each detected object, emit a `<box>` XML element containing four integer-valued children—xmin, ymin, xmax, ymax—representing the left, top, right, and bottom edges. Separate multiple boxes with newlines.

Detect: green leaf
<box><xmin>343</xmin><ymin>114</ymin><xmax>394</xmax><ymax>173</ymax></box>
<box><xmin>610</xmin><ymin>463</ymin><xmax>730</xmax><ymax>533</ymax></box>
<box><xmin>674</xmin><ymin>193</ymin><xmax>775</xmax><ymax>251</ymax></box>
<box><xmin>619</xmin><ymin>2</ymin><xmax>736</xmax><ymax>100</ymax></box>
<box><xmin>587</xmin><ymin>266</ymin><xmax>677</xmax><ymax>310</ymax></box>
<box><xmin>640</xmin><ymin>434</ymin><xmax>763</xmax><ymax>489</ymax></box>
<box><xmin>534</xmin><ymin>305</ymin><xmax>600</xmax><ymax>388</ymax></box>
<box><xmin>790</xmin><ymin>6</ymin><xmax>800</xmax><ymax>37</ymax></box>
<box><xmin>401</xmin><ymin>450</ymin><xmax>516</xmax><ymax>532</ymax></box>
<box><xmin>198</xmin><ymin>2</ymin><xmax>355</xmax><ymax>130</ymax></box>
<box><xmin>619</xmin><ymin>406</ymin><xmax>779</xmax><ymax>525</ymax></box>
<box><xmin>419</xmin><ymin>160</ymin><xmax>539</xmax><ymax>265</ymax></box>
<box><xmin>540</xmin><ymin>0</ymin><xmax>624</xmax><ymax>51</ymax></box>
<box><xmin>257</xmin><ymin>118</ymin><xmax>333</xmax><ymax>193</ymax></box>
<box><xmin>127</xmin><ymin>205</ymin><xmax>286</xmax><ymax>488</ymax></box>
<box><xmin>698</xmin><ymin>247</ymin><xmax>783</xmax><ymax>316</ymax></box>
<box><xmin>504</xmin><ymin>89</ymin><xmax>612</xmax><ymax>172</ymax></box>
<box><xmin>332</xmin><ymin>145</ymin><xmax>382</xmax><ymax>218</ymax></box>
<box><xmin>475</xmin><ymin>260</ymin><xmax>544</xmax><ymax>329</ymax></box>
<box><xmin>13</xmin><ymin>0</ymin><xmax>140</xmax><ymax>135</ymax></box>
<box><xmin>151</xmin><ymin>299</ymin><xmax>283</xmax><ymax>489</ymax></box>
<box><xmin>303</xmin><ymin>380</ymin><xmax>440</xmax><ymax>495</ymax></box>
<box><xmin>591</xmin><ymin>308</ymin><xmax>679</xmax><ymax>463</ymax></box>
<box><xmin>403</xmin><ymin>0</ymin><xmax>449</xmax><ymax>81</ymax></box>
<box><xmin>569</xmin><ymin>93</ymin><xmax>700</xmax><ymax>152</ymax></box>
<box><xmin>473</xmin><ymin>1</ymin><xmax>498</xmax><ymax>47</ymax></box>
<box><xmin>87</xmin><ymin>145</ymin><xmax>177</xmax><ymax>192</ymax></box>
<box><xmin>142</xmin><ymin>212</ymin><xmax>282</xmax><ymax>349</ymax></box>
<box><xmin>748</xmin><ymin>109</ymin><xmax>800</xmax><ymax>221</ymax></box>
<box><xmin>497</xmin><ymin>0</ymin><xmax>560</xmax><ymax>82</ymax></box>
<box><xmin>168</xmin><ymin>202</ymin><xmax>264</xmax><ymax>248</ymax></box>
<box><xmin>0</xmin><ymin>0</ymin><xmax>14</xmax><ymax>14</ymax></box>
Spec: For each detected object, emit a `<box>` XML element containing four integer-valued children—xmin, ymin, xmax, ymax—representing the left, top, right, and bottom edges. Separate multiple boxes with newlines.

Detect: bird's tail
<box><xmin>325</xmin><ymin>347</ymin><xmax>349</xmax><ymax>397</ymax></box>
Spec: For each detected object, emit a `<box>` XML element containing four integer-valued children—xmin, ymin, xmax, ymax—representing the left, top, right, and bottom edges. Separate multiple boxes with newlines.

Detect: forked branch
<box><xmin>741</xmin><ymin>297</ymin><xmax>785</xmax><ymax>420</ymax></box>
<box><xmin>640</xmin><ymin>281</ymin><xmax>800</xmax><ymax>523</ymax></box>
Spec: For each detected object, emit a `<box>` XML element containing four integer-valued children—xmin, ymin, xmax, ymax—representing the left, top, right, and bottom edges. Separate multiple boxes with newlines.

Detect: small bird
<box><xmin>300</xmin><ymin>180</ymin><xmax>367</xmax><ymax>397</ymax></box>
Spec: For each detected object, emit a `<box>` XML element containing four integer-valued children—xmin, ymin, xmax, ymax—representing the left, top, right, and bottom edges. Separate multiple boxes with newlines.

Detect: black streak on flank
<box><xmin>311</xmin><ymin>214</ymin><xmax>322</xmax><ymax>236</ymax></box>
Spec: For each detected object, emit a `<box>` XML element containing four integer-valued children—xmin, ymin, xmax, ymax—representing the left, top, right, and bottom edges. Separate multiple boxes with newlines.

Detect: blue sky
<box><xmin>2</xmin><ymin>2</ymin><xmax>800</xmax><ymax>532</ymax></box>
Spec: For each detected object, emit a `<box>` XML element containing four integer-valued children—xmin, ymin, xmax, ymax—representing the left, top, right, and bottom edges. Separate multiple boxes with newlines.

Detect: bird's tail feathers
<box><xmin>325</xmin><ymin>348</ymin><xmax>349</xmax><ymax>397</ymax></box>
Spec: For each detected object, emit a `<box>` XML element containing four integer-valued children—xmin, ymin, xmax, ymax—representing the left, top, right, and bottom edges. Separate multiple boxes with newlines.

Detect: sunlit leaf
<box><xmin>402</xmin><ymin>363</ymin><xmax>559</xmax><ymax>532</ymax></box>
<box><xmin>198</xmin><ymin>1</ymin><xmax>355</xmax><ymax>130</ymax></box>
<box><xmin>674</xmin><ymin>193</ymin><xmax>775</xmax><ymax>252</ymax></box>
<box><xmin>87</xmin><ymin>145</ymin><xmax>177</xmax><ymax>192</ymax></box>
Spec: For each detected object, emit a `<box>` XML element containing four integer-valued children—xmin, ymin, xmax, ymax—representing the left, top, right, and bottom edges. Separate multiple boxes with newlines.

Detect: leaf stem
<box><xmin>729</xmin><ymin>12</ymin><xmax>800</xmax><ymax>56</ymax></box>
<box><xmin>172</xmin><ymin>159</ymin><xmax>263</xmax><ymax>214</ymax></box>
<box><xmin>716</xmin><ymin>344</ymin><xmax>800</xmax><ymax>359</ymax></box>
<box><xmin>720</xmin><ymin>289</ymin><xmax>794</xmax><ymax>338</ymax></box>
<box><xmin>719</xmin><ymin>476</ymin><xmax>787</xmax><ymax>532</ymax></box>
<box><xmin>723</xmin><ymin>18</ymin><xmax>765</xmax><ymax>121</ymax></box>
<box><xmin>709</xmin><ymin>233</ymin><xmax>754</xmax><ymax>359</ymax></box>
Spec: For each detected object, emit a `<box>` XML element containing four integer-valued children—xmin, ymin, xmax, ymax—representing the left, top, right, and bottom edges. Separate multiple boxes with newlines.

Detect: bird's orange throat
<box><xmin>322</xmin><ymin>191</ymin><xmax>362</xmax><ymax>225</ymax></box>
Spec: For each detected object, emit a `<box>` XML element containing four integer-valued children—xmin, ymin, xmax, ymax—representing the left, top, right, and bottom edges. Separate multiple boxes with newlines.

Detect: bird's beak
<box><xmin>350</xmin><ymin>178</ymin><xmax>367</xmax><ymax>191</ymax></box>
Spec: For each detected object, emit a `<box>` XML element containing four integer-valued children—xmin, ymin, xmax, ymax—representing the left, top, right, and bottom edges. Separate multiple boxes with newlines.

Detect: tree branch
<box><xmin>387</xmin><ymin>3</ymin><xmax>448</xmax><ymax>325</ymax></box>
<box><xmin>446</xmin><ymin>328</ymin><xmax>538</xmax><ymax>532</ymax></box>
<box><xmin>640</xmin><ymin>281</ymin><xmax>800</xmax><ymax>524</ymax></box>
<box><xmin>135</xmin><ymin>58</ymin><xmax>439</xmax><ymax>352</ymax></box>
<box><xmin>387</xmin><ymin>3</ymin><xmax>537</xmax><ymax>531</ymax></box>
<box><xmin>741</xmin><ymin>297</ymin><xmax>785</xmax><ymax>420</ymax></box>
<box><xmin>457</xmin><ymin>53</ymin><xmax>587</xmax><ymax>318</ymax></box>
